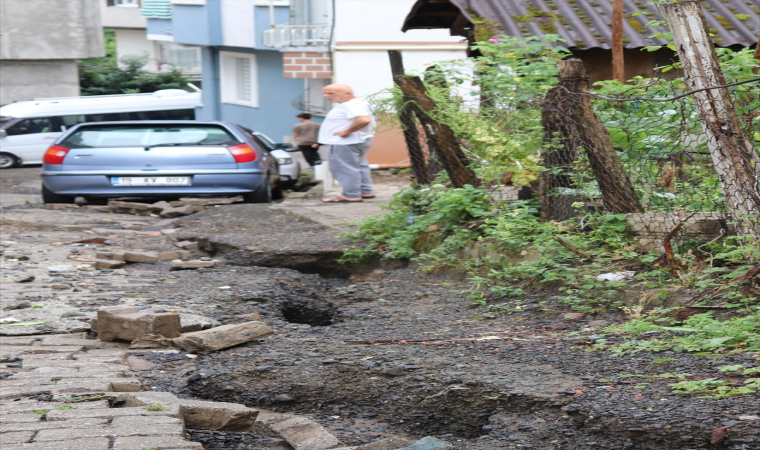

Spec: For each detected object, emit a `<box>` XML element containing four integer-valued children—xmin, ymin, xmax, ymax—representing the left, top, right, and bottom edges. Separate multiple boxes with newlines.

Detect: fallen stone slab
<box><xmin>170</xmin><ymin>260</ymin><xmax>217</xmax><ymax>270</ymax></box>
<box><xmin>95</xmin><ymin>251</ymin><xmax>126</xmax><ymax>261</ymax></box>
<box><xmin>94</xmin><ymin>259</ymin><xmax>127</xmax><ymax>270</ymax></box>
<box><xmin>174</xmin><ymin>240</ymin><xmax>200</xmax><ymax>250</ymax></box>
<box><xmin>123</xmin><ymin>251</ymin><xmax>159</xmax><ymax>263</ymax></box>
<box><xmin>179</xmin><ymin>313</ymin><xmax>221</xmax><ymax>333</ymax></box>
<box><xmin>268</xmin><ymin>415</ymin><xmax>342</xmax><ymax>450</ymax></box>
<box><xmin>180</xmin><ymin>398</ymin><xmax>259</xmax><ymax>431</ymax></box>
<box><xmin>129</xmin><ymin>334</ymin><xmax>171</xmax><ymax>349</ymax></box>
<box><xmin>172</xmin><ymin>321</ymin><xmax>274</xmax><ymax>353</ymax></box>
<box><xmin>160</xmin><ymin>205</ymin><xmax>196</xmax><ymax>217</ymax></box>
<box><xmin>96</xmin><ymin>307</ymin><xmax>181</xmax><ymax>342</ymax></box>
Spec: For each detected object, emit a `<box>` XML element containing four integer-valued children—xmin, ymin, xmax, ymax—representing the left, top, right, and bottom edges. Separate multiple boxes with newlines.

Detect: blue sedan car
<box><xmin>41</xmin><ymin>121</ymin><xmax>284</xmax><ymax>204</ymax></box>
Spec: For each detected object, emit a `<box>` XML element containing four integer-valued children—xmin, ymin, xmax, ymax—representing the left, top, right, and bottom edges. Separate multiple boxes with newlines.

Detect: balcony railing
<box><xmin>262</xmin><ymin>24</ymin><xmax>331</xmax><ymax>48</ymax></box>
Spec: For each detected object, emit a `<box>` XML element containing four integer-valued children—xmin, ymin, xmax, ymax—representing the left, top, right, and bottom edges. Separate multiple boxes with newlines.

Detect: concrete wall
<box><xmin>195</xmin><ymin>47</ymin><xmax>303</xmax><ymax>142</ymax></box>
<box><xmin>172</xmin><ymin>1</ymin><xmax>223</xmax><ymax>46</ymax></box>
<box><xmin>0</xmin><ymin>60</ymin><xmax>80</xmax><ymax>103</ymax></box>
<box><xmin>0</xmin><ymin>0</ymin><xmax>103</xmax><ymax>60</ymax></box>
<box><xmin>576</xmin><ymin>48</ymin><xmax>681</xmax><ymax>85</ymax></box>
<box><xmin>100</xmin><ymin>0</ymin><xmax>147</xmax><ymax>28</ymax></box>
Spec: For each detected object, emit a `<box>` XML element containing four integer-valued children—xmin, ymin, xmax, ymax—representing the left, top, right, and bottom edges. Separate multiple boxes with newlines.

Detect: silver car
<box><xmin>41</xmin><ymin>121</ymin><xmax>284</xmax><ymax>204</ymax></box>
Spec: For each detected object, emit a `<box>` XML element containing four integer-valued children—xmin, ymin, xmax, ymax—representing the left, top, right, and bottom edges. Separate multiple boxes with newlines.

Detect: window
<box><xmin>110</xmin><ymin>0</ymin><xmax>139</xmax><ymax>6</ymax></box>
<box><xmin>156</xmin><ymin>42</ymin><xmax>201</xmax><ymax>73</ymax></box>
<box><xmin>5</xmin><ymin>118</ymin><xmax>53</xmax><ymax>136</ymax></box>
<box><xmin>220</xmin><ymin>52</ymin><xmax>258</xmax><ymax>107</ymax></box>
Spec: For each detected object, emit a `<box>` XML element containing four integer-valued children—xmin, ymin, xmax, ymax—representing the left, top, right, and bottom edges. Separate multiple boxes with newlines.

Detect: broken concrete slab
<box><xmin>123</xmin><ymin>251</ymin><xmax>159</xmax><ymax>264</ymax></box>
<box><xmin>94</xmin><ymin>260</ymin><xmax>127</xmax><ymax>270</ymax></box>
<box><xmin>179</xmin><ymin>313</ymin><xmax>221</xmax><ymax>333</ymax></box>
<box><xmin>160</xmin><ymin>205</ymin><xmax>196</xmax><ymax>218</ymax></box>
<box><xmin>96</xmin><ymin>307</ymin><xmax>181</xmax><ymax>342</ymax></box>
<box><xmin>174</xmin><ymin>241</ymin><xmax>199</xmax><ymax>251</ymax></box>
<box><xmin>94</xmin><ymin>251</ymin><xmax>126</xmax><ymax>261</ymax></box>
<box><xmin>170</xmin><ymin>260</ymin><xmax>217</xmax><ymax>270</ymax></box>
<box><xmin>180</xmin><ymin>399</ymin><xmax>259</xmax><ymax>431</ymax></box>
<box><xmin>172</xmin><ymin>321</ymin><xmax>274</xmax><ymax>353</ymax></box>
<box><xmin>268</xmin><ymin>415</ymin><xmax>342</xmax><ymax>450</ymax></box>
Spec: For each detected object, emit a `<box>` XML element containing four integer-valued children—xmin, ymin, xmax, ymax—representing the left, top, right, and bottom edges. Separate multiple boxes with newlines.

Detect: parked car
<box><xmin>41</xmin><ymin>121</ymin><xmax>282</xmax><ymax>204</ymax></box>
<box><xmin>0</xmin><ymin>89</ymin><xmax>201</xmax><ymax>169</ymax></box>
<box><xmin>248</xmin><ymin>130</ymin><xmax>301</xmax><ymax>188</ymax></box>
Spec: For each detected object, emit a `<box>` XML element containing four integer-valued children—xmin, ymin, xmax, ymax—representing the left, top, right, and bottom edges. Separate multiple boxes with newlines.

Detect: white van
<box><xmin>0</xmin><ymin>89</ymin><xmax>202</xmax><ymax>169</ymax></box>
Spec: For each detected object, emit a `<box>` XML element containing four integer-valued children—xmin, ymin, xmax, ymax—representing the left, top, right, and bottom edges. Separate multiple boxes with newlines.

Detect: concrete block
<box><xmin>16</xmin><ymin>437</ymin><xmax>109</xmax><ymax>450</ymax></box>
<box><xmin>174</xmin><ymin>241</ymin><xmax>199</xmax><ymax>251</ymax></box>
<box><xmin>110</xmin><ymin>415</ymin><xmax>183</xmax><ymax>427</ymax></box>
<box><xmin>170</xmin><ymin>260</ymin><xmax>217</xmax><ymax>270</ymax></box>
<box><xmin>268</xmin><ymin>416</ymin><xmax>341</xmax><ymax>450</ymax></box>
<box><xmin>45</xmin><ymin>406</ymin><xmax>177</xmax><ymax>420</ymax></box>
<box><xmin>112</xmin><ymin>436</ymin><xmax>203</xmax><ymax>449</ymax></box>
<box><xmin>1</xmin><ymin>430</ymin><xmax>35</xmax><ymax>443</ymax></box>
<box><xmin>96</xmin><ymin>307</ymin><xmax>181</xmax><ymax>342</ymax></box>
<box><xmin>160</xmin><ymin>205</ymin><xmax>196</xmax><ymax>217</ymax></box>
<box><xmin>123</xmin><ymin>251</ymin><xmax>159</xmax><ymax>264</ymax></box>
<box><xmin>94</xmin><ymin>251</ymin><xmax>126</xmax><ymax>261</ymax></box>
<box><xmin>172</xmin><ymin>321</ymin><xmax>274</xmax><ymax>354</ymax></box>
<box><xmin>179</xmin><ymin>314</ymin><xmax>220</xmax><ymax>333</ymax></box>
<box><xmin>180</xmin><ymin>398</ymin><xmax>259</xmax><ymax>431</ymax></box>
<box><xmin>94</xmin><ymin>259</ymin><xmax>127</xmax><ymax>270</ymax></box>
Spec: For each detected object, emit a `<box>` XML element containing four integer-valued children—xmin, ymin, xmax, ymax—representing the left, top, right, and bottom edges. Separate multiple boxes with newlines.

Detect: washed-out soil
<box><xmin>115</xmin><ymin>203</ymin><xmax>760</xmax><ymax>450</ymax></box>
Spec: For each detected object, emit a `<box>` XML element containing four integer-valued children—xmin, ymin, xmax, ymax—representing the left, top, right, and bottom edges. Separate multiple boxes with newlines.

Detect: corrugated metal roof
<box><xmin>403</xmin><ymin>0</ymin><xmax>759</xmax><ymax>50</ymax></box>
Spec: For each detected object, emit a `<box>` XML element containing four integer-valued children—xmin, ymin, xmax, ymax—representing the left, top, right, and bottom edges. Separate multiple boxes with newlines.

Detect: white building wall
<box><xmin>100</xmin><ymin>1</ymin><xmax>147</xmax><ymax>28</ymax></box>
<box><xmin>222</xmin><ymin>0</ymin><xmax>256</xmax><ymax>47</ymax></box>
<box><xmin>115</xmin><ymin>29</ymin><xmax>158</xmax><ymax>70</ymax></box>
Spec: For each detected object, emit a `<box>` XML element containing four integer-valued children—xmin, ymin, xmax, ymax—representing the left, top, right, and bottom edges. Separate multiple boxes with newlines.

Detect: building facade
<box><xmin>143</xmin><ymin>0</ymin><xmax>303</xmax><ymax>142</ymax></box>
<box><xmin>0</xmin><ymin>0</ymin><xmax>104</xmax><ymax>103</ymax></box>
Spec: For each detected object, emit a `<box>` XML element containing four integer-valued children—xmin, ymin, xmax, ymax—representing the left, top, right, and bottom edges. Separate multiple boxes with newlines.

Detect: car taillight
<box><xmin>43</xmin><ymin>145</ymin><xmax>70</xmax><ymax>164</ymax></box>
<box><xmin>227</xmin><ymin>144</ymin><xmax>257</xmax><ymax>163</ymax></box>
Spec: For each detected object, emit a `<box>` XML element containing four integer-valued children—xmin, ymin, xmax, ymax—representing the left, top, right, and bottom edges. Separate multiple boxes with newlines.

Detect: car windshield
<box><xmin>60</xmin><ymin>125</ymin><xmax>239</xmax><ymax>149</ymax></box>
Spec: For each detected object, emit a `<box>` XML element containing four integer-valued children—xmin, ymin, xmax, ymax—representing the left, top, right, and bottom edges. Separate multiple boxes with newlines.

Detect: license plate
<box><xmin>111</xmin><ymin>176</ymin><xmax>190</xmax><ymax>186</ymax></box>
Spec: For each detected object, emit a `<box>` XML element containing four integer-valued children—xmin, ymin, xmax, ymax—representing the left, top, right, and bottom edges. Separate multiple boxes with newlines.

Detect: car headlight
<box><xmin>276</xmin><ymin>157</ymin><xmax>293</xmax><ymax>165</ymax></box>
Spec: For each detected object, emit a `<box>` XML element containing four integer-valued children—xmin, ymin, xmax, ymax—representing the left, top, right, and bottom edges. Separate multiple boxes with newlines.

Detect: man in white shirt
<box><xmin>318</xmin><ymin>84</ymin><xmax>376</xmax><ymax>203</ymax></box>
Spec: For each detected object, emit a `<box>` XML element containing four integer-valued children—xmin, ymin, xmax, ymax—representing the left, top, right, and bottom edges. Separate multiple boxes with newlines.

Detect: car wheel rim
<box><xmin>0</xmin><ymin>155</ymin><xmax>13</xmax><ymax>169</ymax></box>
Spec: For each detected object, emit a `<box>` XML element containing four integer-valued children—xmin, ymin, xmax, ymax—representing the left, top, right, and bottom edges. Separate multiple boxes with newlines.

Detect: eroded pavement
<box><xmin>2</xmin><ymin>169</ymin><xmax>760</xmax><ymax>449</ymax></box>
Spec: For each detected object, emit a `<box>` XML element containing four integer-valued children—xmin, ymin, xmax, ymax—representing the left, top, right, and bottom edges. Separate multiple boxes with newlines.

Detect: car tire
<box><xmin>243</xmin><ymin>175</ymin><xmax>272</xmax><ymax>204</ymax></box>
<box><xmin>0</xmin><ymin>152</ymin><xmax>20</xmax><ymax>169</ymax></box>
<box><xmin>272</xmin><ymin>179</ymin><xmax>284</xmax><ymax>201</ymax></box>
<box><xmin>42</xmin><ymin>184</ymin><xmax>76</xmax><ymax>204</ymax></box>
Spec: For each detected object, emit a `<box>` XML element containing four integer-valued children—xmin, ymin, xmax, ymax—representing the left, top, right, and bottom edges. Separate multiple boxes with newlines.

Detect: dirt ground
<box><xmin>1</xmin><ymin>166</ymin><xmax>759</xmax><ymax>450</ymax></box>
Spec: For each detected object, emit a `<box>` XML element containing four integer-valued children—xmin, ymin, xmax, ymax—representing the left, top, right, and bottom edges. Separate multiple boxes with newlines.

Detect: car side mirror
<box><xmin>0</xmin><ymin>129</ymin><xmax>7</xmax><ymax>138</ymax></box>
<box><xmin>274</xmin><ymin>143</ymin><xmax>298</xmax><ymax>152</ymax></box>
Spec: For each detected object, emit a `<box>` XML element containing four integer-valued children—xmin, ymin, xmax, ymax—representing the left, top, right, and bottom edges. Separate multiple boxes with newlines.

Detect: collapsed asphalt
<box><xmin>1</xmin><ymin>168</ymin><xmax>758</xmax><ymax>449</ymax></box>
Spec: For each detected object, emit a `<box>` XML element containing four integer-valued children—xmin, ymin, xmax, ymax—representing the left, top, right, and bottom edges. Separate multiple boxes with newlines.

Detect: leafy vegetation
<box><xmin>349</xmin><ymin>33</ymin><xmax>760</xmax><ymax>356</ymax></box>
<box><xmin>78</xmin><ymin>29</ymin><xmax>192</xmax><ymax>96</ymax></box>
<box><xmin>144</xmin><ymin>402</ymin><xmax>171</xmax><ymax>411</ymax></box>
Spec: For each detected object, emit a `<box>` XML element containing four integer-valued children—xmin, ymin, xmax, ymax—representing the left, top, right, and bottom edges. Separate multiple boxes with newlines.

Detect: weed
<box><xmin>24</xmin><ymin>410</ymin><xmax>49</xmax><ymax>414</ymax></box>
<box><xmin>144</xmin><ymin>403</ymin><xmax>170</xmax><ymax>412</ymax></box>
<box><xmin>54</xmin><ymin>405</ymin><xmax>77</xmax><ymax>410</ymax></box>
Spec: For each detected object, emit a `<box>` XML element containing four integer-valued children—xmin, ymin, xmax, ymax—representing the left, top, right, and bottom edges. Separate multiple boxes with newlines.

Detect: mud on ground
<box><xmin>1</xmin><ymin>173</ymin><xmax>758</xmax><ymax>449</ymax></box>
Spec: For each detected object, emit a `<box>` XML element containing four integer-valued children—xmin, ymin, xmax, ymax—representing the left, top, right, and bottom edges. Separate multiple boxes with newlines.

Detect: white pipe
<box><xmin>269</xmin><ymin>0</ymin><xmax>275</xmax><ymax>28</ymax></box>
<box><xmin>333</xmin><ymin>44</ymin><xmax>467</xmax><ymax>51</ymax></box>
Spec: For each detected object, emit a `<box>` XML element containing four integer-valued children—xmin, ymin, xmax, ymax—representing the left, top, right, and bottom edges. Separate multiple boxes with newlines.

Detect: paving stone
<box><xmin>46</xmin><ymin>406</ymin><xmax>178</xmax><ymax>420</ymax></box>
<box><xmin>19</xmin><ymin>437</ymin><xmax>109</xmax><ymax>449</ymax></box>
<box><xmin>0</xmin><ymin>415</ymin><xmax>42</xmax><ymax>423</ymax></box>
<box><xmin>38</xmin><ymin>338</ymin><xmax>101</xmax><ymax>348</ymax></box>
<box><xmin>123</xmin><ymin>251</ymin><xmax>159</xmax><ymax>264</ymax></box>
<box><xmin>172</xmin><ymin>321</ymin><xmax>274</xmax><ymax>354</ymax></box>
<box><xmin>170</xmin><ymin>260</ymin><xmax>217</xmax><ymax>270</ymax></box>
<box><xmin>35</xmin><ymin>423</ymin><xmax>184</xmax><ymax>441</ymax></box>
<box><xmin>96</xmin><ymin>307</ymin><xmax>181</xmax><ymax>342</ymax></box>
<box><xmin>0</xmin><ymin>430</ymin><xmax>34</xmax><ymax>443</ymax></box>
<box><xmin>94</xmin><ymin>251</ymin><xmax>126</xmax><ymax>261</ymax></box>
<box><xmin>268</xmin><ymin>415</ymin><xmax>341</xmax><ymax>450</ymax></box>
<box><xmin>180</xmin><ymin>398</ymin><xmax>259</xmax><ymax>431</ymax></box>
<box><xmin>12</xmin><ymin>346</ymin><xmax>84</xmax><ymax>354</ymax></box>
<box><xmin>0</xmin><ymin>418</ymin><xmax>108</xmax><ymax>431</ymax></box>
<box><xmin>110</xmin><ymin>415</ymin><xmax>183</xmax><ymax>427</ymax></box>
<box><xmin>112</xmin><ymin>435</ymin><xmax>202</xmax><ymax>449</ymax></box>
<box><xmin>0</xmin><ymin>337</ymin><xmax>38</xmax><ymax>346</ymax></box>
<box><xmin>92</xmin><ymin>229</ymin><xmax>136</xmax><ymax>236</ymax></box>
<box><xmin>94</xmin><ymin>259</ymin><xmax>127</xmax><ymax>270</ymax></box>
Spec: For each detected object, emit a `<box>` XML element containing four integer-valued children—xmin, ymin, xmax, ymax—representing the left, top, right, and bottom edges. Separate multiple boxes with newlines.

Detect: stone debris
<box><xmin>4</xmin><ymin>253</ymin><xmax>30</xmax><ymax>260</ymax></box>
<box><xmin>129</xmin><ymin>334</ymin><xmax>171</xmax><ymax>349</ymax></box>
<box><xmin>96</xmin><ymin>306</ymin><xmax>182</xmax><ymax>342</ymax></box>
<box><xmin>266</xmin><ymin>414</ymin><xmax>342</xmax><ymax>450</ymax></box>
<box><xmin>180</xmin><ymin>398</ymin><xmax>259</xmax><ymax>431</ymax></box>
<box><xmin>123</xmin><ymin>250</ymin><xmax>159</xmax><ymax>263</ymax></box>
<box><xmin>161</xmin><ymin>204</ymin><xmax>197</xmax><ymax>218</ymax></box>
<box><xmin>100</xmin><ymin>198</ymin><xmax>226</xmax><ymax>218</ymax></box>
<box><xmin>15</xmin><ymin>275</ymin><xmax>35</xmax><ymax>283</ymax></box>
<box><xmin>94</xmin><ymin>259</ymin><xmax>127</xmax><ymax>270</ymax></box>
<box><xmin>157</xmin><ymin>250</ymin><xmax>192</xmax><ymax>261</ymax></box>
<box><xmin>172</xmin><ymin>321</ymin><xmax>274</xmax><ymax>353</ymax></box>
<box><xmin>170</xmin><ymin>259</ymin><xmax>217</xmax><ymax>270</ymax></box>
<box><xmin>174</xmin><ymin>240</ymin><xmax>200</xmax><ymax>251</ymax></box>
<box><xmin>95</xmin><ymin>251</ymin><xmax>126</xmax><ymax>261</ymax></box>
<box><xmin>357</xmin><ymin>438</ymin><xmax>414</xmax><ymax>450</ymax></box>
<box><xmin>396</xmin><ymin>437</ymin><xmax>453</xmax><ymax>450</ymax></box>
<box><xmin>179</xmin><ymin>313</ymin><xmax>221</xmax><ymax>333</ymax></box>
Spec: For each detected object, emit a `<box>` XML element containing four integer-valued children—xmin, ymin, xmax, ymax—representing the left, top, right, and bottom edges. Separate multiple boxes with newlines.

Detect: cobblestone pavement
<box><xmin>0</xmin><ymin>167</ymin><xmax>402</xmax><ymax>449</ymax></box>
